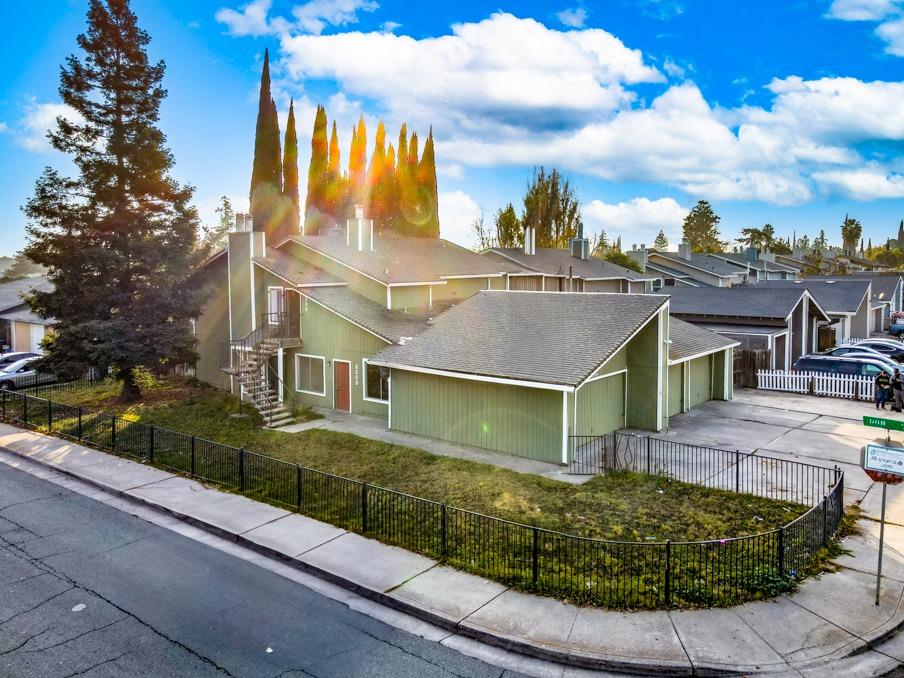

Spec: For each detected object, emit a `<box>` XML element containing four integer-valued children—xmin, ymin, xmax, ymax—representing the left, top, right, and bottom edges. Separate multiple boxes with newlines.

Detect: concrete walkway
<box><xmin>1</xmin><ymin>423</ymin><xmax>904</xmax><ymax>676</ymax></box>
<box><xmin>278</xmin><ymin>408</ymin><xmax>588</xmax><ymax>483</ymax></box>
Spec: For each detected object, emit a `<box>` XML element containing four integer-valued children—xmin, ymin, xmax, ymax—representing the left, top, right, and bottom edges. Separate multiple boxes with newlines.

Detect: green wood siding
<box><xmin>227</xmin><ymin>232</ymin><xmax>254</xmax><ymax>339</ymax></box>
<box><xmin>488</xmin><ymin>276</ymin><xmax>506</xmax><ymax>290</ymax></box>
<box><xmin>195</xmin><ymin>256</ymin><xmax>231</xmax><ymax>390</ymax></box>
<box><xmin>712</xmin><ymin>348</ymin><xmax>732</xmax><ymax>400</ymax></box>
<box><xmin>390</xmin><ymin>370</ymin><xmax>564</xmax><ymax>463</ymax></box>
<box><xmin>575</xmin><ymin>372</ymin><xmax>625</xmax><ymax>437</ymax></box>
<box><xmin>626</xmin><ymin>310</ymin><xmax>667</xmax><ymax>431</ymax></box>
<box><xmin>687</xmin><ymin>355</ymin><xmax>713</xmax><ymax>409</ymax></box>
<box><xmin>389</xmin><ymin>285</ymin><xmax>431</xmax><ymax>311</ymax></box>
<box><xmin>284</xmin><ymin>241</ymin><xmax>387</xmax><ymax>306</ymax></box>
<box><xmin>509</xmin><ymin>275</ymin><xmax>543</xmax><ymax>291</ymax></box>
<box><xmin>436</xmin><ymin>277</ymin><xmax>494</xmax><ymax>303</ymax></box>
<box><xmin>286</xmin><ymin>298</ymin><xmax>391</xmax><ymax>417</ymax></box>
<box><xmin>584</xmin><ymin>279</ymin><xmax>621</xmax><ymax>293</ymax></box>
<box><xmin>668</xmin><ymin>363</ymin><xmax>683</xmax><ymax>417</ymax></box>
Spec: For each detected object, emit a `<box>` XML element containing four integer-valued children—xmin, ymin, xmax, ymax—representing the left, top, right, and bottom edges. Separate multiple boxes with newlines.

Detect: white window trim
<box><xmin>361</xmin><ymin>358</ymin><xmax>390</xmax><ymax>404</ymax></box>
<box><xmin>267</xmin><ymin>286</ymin><xmax>284</xmax><ymax>321</ymax></box>
<box><xmin>295</xmin><ymin>353</ymin><xmax>326</xmax><ymax>397</ymax></box>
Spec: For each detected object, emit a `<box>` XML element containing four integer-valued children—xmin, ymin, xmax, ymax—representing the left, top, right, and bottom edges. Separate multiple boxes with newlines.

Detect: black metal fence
<box><xmin>0</xmin><ymin>390</ymin><xmax>845</xmax><ymax>609</ymax></box>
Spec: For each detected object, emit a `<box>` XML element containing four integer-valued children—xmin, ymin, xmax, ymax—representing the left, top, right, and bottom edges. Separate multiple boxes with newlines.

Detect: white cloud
<box><xmin>813</xmin><ymin>165</ymin><xmax>904</xmax><ymax>199</ymax></box>
<box><xmin>216</xmin><ymin>0</ymin><xmax>377</xmax><ymax>37</ymax></box>
<box><xmin>877</xmin><ymin>16</ymin><xmax>904</xmax><ymax>54</ymax></box>
<box><xmin>582</xmin><ymin>197</ymin><xmax>687</xmax><ymax>248</ymax></box>
<box><xmin>381</xmin><ymin>20</ymin><xmax>401</xmax><ymax>33</ymax></box>
<box><xmin>0</xmin><ymin>122</ymin><xmax>8</xmax><ymax>134</ymax></box>
<box><xmin>17</xmin><ymin>100</ymin><xmax>83</xmax><ymax>153</ymax></box>
<box><xmin>438</xmin><ymin>190</ymin><xmax>481</xmax><ymax>248</ymax></box>
<box><xmin>556</xmin><ymin>7</ymin><xmax>587</xmax><ymax>28</ymax></box>
<box><xmin>826</xmin><ymin>0</ymin><xmax>900</xmax><ymax>21</ymax></box>
<box><xmin>436</xmin><ymin>163</ymin><xmax>465</xmax><ymax>180</ymax></box>
<box><xmin>662</xmin><ymin>58</ymin><xmax>685</xmax><ymax>79</ymax></box>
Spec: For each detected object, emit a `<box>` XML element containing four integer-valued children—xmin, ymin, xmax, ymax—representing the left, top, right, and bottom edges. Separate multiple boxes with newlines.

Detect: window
<box><xmin>837</xmin><ymin>361</ymin><xmax>859</xmax><ymax>375</ymax></box>
<box><xmin>363</xmin><ymin>360</ymin><xmax>389</xmax><ymax>402</ymax></box>
<box><xmin>863</xmin><ymin>364</ymin><xmax>883</xmax><ymax>377</ymax></box>
<box><xmin>268</xmin><ymin>287</ymin><xmax>284</xmax><ymax>323</ymax></box>
<box><xmin>296</xmin><ymin>354</ymin><xmax>325</xmax><ymax>395</ymax></box>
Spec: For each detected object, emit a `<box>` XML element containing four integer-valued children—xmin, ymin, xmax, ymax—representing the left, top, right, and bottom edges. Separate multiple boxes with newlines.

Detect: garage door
<box><xmin>668</xmin><ymin>363</ymin><xmax>683</xmax><ymax>417</ymax></box>
<box><xmin>575</xmin><ymin>371</ymin><xmax>626</xmax><ymax>437</ymax></box>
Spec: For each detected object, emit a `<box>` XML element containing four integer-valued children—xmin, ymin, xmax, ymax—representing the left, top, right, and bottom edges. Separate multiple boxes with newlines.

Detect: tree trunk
<box><xmin>120</xmin><ymin>368</ymin><xmax>141</xmax><ymax>402</ymax></box>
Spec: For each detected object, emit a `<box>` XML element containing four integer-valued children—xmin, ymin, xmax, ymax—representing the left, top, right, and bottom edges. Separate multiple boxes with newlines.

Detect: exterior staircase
<box><xmin>221</xmin><ymin>313</ymin><xmax>301</xmax><ymax>429</ymax></box>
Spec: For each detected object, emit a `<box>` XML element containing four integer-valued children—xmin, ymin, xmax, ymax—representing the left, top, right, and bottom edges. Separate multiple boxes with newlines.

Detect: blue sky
<box><xmin>2</xmin><ymin>0</ymin><xmax>903</xmax><ymax>256</ymax></box>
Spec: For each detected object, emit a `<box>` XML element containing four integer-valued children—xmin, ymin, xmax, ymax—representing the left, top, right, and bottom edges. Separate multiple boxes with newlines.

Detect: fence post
<box><xmin>190</xmin><ymin>436</ymin><xmax>196</xmax><ymax>476</ymax></box>
<box><xmin>361</xmin><ymin>482</ymin><xmax>369</xmax><ymax>533</ymax></box>
<box><xmin>777</xmin><ymin>527</ymin><xmax>785</xmax><ymax>577</ymax></box>
<box><xmin>47</xmin><ymin>399</ymin><xmax>52</xmax><ymax>432</ymax></box>
<box><xmin>735</xmin><ymin>450</ymin><xmax>740</xmax><ymax>493</ymax></box>
<box><xmin>665</xmin><ymin>541</ymin><xmax>672</xmax><ymax>607</ymax></box>
<box><xmin>854</xmin><ymin>380</ymin><xmax>860</xmax><ymax>401</ymax></box>
<box><xmin>646</xmin><ymin>436</ymin><xmax>651</xmax><ymax>475</ymax></box>
<box><xmin>111</xmin><ymin>417</ymin><xmax>116</xmax><ymax>451</ymax></box>
<box><xmin>441</xmin><ymin>503</ymin><xmax>448</xmax><ymax>560</ymax></box>
<box><xmin>239</xmin><ymin>448</ymin><xmax>245</xmax><ymax>492</ymax></box>
<box><xmin>808</xmin><ymin>377</ymin><xmax>815</xmax><ymax>396</ymax></box>
<box><xmin>532</xmin><ymin>527</ymin><xmax>539</xmax><ymax>585</ymax></box>
<box><xmin>77</xmin><ymin>407</ymin><xmax>82</xmax><ymax>441</ymax></box>
<box><xmin>148</xmin><ymin>426</ymin><xmax>155</xmax><ymax>463</ymax></box>
<box><xmin>296</xmin><ymin>465</ymin><xmax>302</xmax><ymax>510</ymax></box>
<box><xmin>1</xmin><ymin>388</ymin><xmax>5</xmax><ymax>420</ymax></box>
<box><xmin>23</xmin><ymin>394</ymin><xmax>27</xmax><ymax>425</ymax></box>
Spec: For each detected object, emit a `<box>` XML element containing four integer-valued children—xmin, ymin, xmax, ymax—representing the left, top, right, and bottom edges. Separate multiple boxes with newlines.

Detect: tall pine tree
<box><xmin>250</xmin><ymin>49</ymin><xmax>282</xmax><ymax>239</ymax></box>
<box><xmin>281</xmin><ymin>98</ymin><xmax>299</xmax><ymax>239</ymax></box>
<box><xmin>417</xmin><ymin>129</ymin><xmax>440</xmax><ymax>238</ymax></box>
<box><xmin>303</xmin><ymin>105</ymin><xmax>329</xmax><ymax>232</ymax></box>
<box><xmin>366</xmin><ymin>121</ymin><xmax>389</xmax><ymax>229</ymax></box>
<box><xmin>23</xmin><ymin>0</ymin><xmax>206</xmax><ymax>400</ymax></box>
<box><xmin>681</xmin><ymin>200</ymin><xmax>725</xmax><ymax>252</ymax></box>
<box><xmin>348</xmin><ymin>116</ymin><xmax>367</xmax><ymax>207</ymax></box>
<box><xmin>324</xmin><ymin>120</ymin><xmax>344</xmax><ymax>224</ymax></box>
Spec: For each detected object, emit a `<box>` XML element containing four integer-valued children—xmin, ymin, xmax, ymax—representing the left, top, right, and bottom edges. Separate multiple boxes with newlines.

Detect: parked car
<box><xmin>850</xmin><ymin>340</ymin><xmax>904</xmax><ymax>363</ymax></box>
<box><xmin>889</xmin><ymin>320</ymin><xmax>904</xmax><ymax>340</ymax></box>
<box><xmin>0</xmin><ymin>357</ymin><xmax>56</xmax><ymax>390</ymax></box>
<box><xmin>0</xmin><ymin>351</ymin><xmax>38</xmax><ymax>369</ymax></box>
<box><xmin>824</xmin><ymin>345</ymin><xmax>890</xmax><ymax>361</ymax></box>
<box><xmin>793</xmin><ymin>354</ymin><xmax>894</xmax><ymax>377</ymax></box>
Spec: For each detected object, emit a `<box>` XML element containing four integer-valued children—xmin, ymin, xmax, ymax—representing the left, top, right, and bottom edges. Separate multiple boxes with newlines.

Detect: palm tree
<box><xmin>840</xmin><ymin>215</ymin><xmax>862</xmax><ymax>257</ymax></box>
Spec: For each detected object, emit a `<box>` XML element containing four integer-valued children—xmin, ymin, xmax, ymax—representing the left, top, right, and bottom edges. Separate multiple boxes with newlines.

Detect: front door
<box><xmin>333</xmin><ymin>361</ymin><xmax>350</xmax><ymax>412</ymax></box>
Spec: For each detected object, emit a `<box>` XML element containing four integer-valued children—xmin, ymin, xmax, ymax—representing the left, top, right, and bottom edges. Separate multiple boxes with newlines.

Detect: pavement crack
<box><xmin>342</xmin><ymin>621</ymin><xmax>473</xmax><ymax>678</ymax></box>
<box><xmin>0</xmin><ymin>628</ymin><xmax>52</xmax><ymax>656</ymax></box>
<box><xmin>0</xmin><ymin>586</ymin><xmax>75</xmax><ymax>627</ymax></box>
<box><xmin>21</xmin><ymin>616</ymin><xmax>128</xmax><ymax>654</ymax></box>
<box><xmin>0</xmin><ymin>492</ymin><xmax>64</xmax><ymax>511</ymax></box>
<box><xmin>59</xmin><ymin>651</ymin><xmax>129</xmax><ymax>678</ymax></box>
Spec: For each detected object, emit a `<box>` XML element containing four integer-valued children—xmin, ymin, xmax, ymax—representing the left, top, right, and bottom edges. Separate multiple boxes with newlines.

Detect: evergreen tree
<box><xmin>417</xmin><ymin>129</ymin><xmax>440</xmax><ymax>238</ymax></box>
<box><xmin>366</xmin><ymin>121</ymin><xmax>389</xmax><ymax>229</ymax></box>
<box><xmin>324</xmin><ymin>120</ymin><xmax>344</xmax><ymax>224</ymax></box>
<box><xmin>898</xmin><ymin>220</ymin><xmax>904</xmax><ymax>246</ymax></box>
<box><xmin>682</xmin><ymin>200</ymin><xmax>725</xmax><ymax>252</ymax></box>
<box><xmin>521</xmin><ymin>167</ymin><xmax>581</xmax><ymax>248</ymax></box>
<box><xmin>801</xmin><ymin>250</ymin><xmax>825</xmax><ymax>276</ymax></box>
<box><xmin>249</xmin><ymin>49</ymin><xmax>282</xmax><ymax>239</ymax></box>
<box><xmin>23</xmin><ymin>0</ymin><xmax>206</xmax><ymax>400</ymax></box>
<box><xmin>493</xmin><ymin>203</ymin><xmax>521</xmax><ymax>248</ymax></box>
<box><xmin>281</xmin><ymin>99</ymin><xmax>299</xmax><ymax>239</ymax></box>
<box><xmin>398</xmin><ymin>132</ymin><xmax>420</xmax><ymax>232</ymax></box>
<box><xmin>304</xmin><ymin>105</ymin><xmax>329</xmax><ymax>232</ymax></box>
<box><xmin>653</xmin><ymin>229</ymin><xmax>669</xmax><ymax>251</ymax></box>
<box><xmin>348</xmin><ymin>116</ymin><xmax>367</xmax><ymax>206</ymax></box>
<box><xmin>797</xmin><ymin>234</ymin><xmax>811</xmax><ymax>252</ymax></box>
<box><xmin>200</xmin><ymin>196</ymin><xmax>235</xmax><ymax>250</ymax></box>
<box><xmin>591</xmin><ymin>229</ymin><xmax>609</xmax><ymax>256</ymax></box>
<box><xmin>0</xmin><ymin>252</ymin><xmax>46</xmax><ymax>283</ymax></box>
<box><xmin>814</xmin><ymin>229</ymin><xmax>828</xmax><ymax>250</ymax></box>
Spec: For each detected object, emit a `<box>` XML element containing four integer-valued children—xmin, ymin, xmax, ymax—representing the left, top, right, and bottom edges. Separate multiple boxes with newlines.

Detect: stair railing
<box><xmin>220</xmin><ymin>312</ymin><xmax>300</xmax><ymax>373</ymax></box>
<box><xmin>264</xmin><ymin>361</ymin><xmax>298</xmax><ymax>427</ymax></box>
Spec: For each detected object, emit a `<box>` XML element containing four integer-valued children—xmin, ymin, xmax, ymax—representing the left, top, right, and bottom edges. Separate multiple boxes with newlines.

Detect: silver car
<box><xmin>0</xmin><ymin>357</ymin><xmax>56</xmax><ymax>390</ymax></box>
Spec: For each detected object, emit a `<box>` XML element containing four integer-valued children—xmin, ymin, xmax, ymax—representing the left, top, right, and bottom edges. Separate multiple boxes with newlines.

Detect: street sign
<box><xmin>863</xmin><ymin>416</ymin><xmax>904</xmax><ymax>432</ymax></box>
<box><xmin>862</xmin><ymin>443</ymin><xmax>904</xmax><ymax>477</ymax></box>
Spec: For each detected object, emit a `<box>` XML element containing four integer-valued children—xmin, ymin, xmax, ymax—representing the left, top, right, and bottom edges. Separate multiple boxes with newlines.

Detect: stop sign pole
<box><xmin>861</xmin><ymin>416</ymin><xmax>904</xmax><ymax>605</ymax></box>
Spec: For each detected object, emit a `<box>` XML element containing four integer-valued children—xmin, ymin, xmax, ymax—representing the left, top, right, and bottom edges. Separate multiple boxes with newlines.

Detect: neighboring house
<box><xmin>758</xmin><ymin>279</ymin><xmax>874</xmax><ymax>344</ymax></box>
<box><xmin>813</xmin><ymin>272</ymin><xmax>903</xmax><ymax>329</ymax></box>
<box><xmin>706</xmin><ymin>249</ymin><xmax>799</xmax><ymax>282</ymax></box>
<box><xmin>665</xmin><ymin>286</ymin><xmax>832</xmax><ymax>370</ymax></box>
<box><xmin>483</xmin><ymin>227</ymin><xmax>656</xmax><ymax>293</ymax></box>
<box><xmin>0</xmin><ymin>277</ymin><xmax>53</xmax><ymax>353</ymax></box>
<box><xmin>194</xmin><ymin>212</ymin><xmax>736</xmax><ymax>463</ymax></box>
<box><xmin>371</xmin><ymin>291</ymin><xmax>735</xmax><ymax>464</ymax></box>
<box><xmin>636</xmin><ymin>242</ymin><xmax>751</xmax><ymax>287</ymax></box>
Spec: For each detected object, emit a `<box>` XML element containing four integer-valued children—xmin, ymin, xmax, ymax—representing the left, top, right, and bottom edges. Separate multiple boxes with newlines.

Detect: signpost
<box><xmin>861</xmin><ymin>440</ymin><xmax>904</xmax><ymax>605</ymax></box>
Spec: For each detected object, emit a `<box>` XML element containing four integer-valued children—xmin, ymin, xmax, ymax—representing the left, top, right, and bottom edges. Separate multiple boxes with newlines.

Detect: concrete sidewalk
<box><xmin>1</xmin><ymin>423</ymin><xmax>904</xmax><ymax>676</ymax></box>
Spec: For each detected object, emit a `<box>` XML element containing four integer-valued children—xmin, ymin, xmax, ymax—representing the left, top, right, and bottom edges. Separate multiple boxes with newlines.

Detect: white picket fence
<box><xmin>756</xmin><ymin>370</ymin><xmax>874</xmax><ymax>400</ymax></box>
<box><xmin>839</xmin><ymin>337</ymin><xmax>870</xmax><ymax>346</ymax></box>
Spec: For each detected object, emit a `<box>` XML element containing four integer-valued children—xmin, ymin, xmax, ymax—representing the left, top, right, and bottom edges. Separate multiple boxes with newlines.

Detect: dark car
<box><xmin>851</xmin><ymin>340</ymin><xmax>904</xmax><ymax>363</ymax></box>
<box><xmin>0</xmin><ymin>352</ymin><xmax>38</xmax><ymax>369</ymax></box>
<box><xmin>793</xmin><ymin>355</ymin><xmax>890</xmax><ymax>377</ymax></box>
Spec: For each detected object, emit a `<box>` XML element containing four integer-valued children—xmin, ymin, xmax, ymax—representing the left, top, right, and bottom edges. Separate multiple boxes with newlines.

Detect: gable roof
<box><xmin>484</xmin><ymin>248</ymin><xmax>654</xmax><ymax>281</ymax></box>
<box><xmin>818</xmin><ymin>272</ymin><xmax>901</xmax><ymax>302</ymax></box>
<box><xmin>372</xmin><ymin>291</ymin><xmax>668</xmax><ymax>387</ymax></box>
<box><xmin>665</xmin><ymin>285</ymin><xmax>821</xmax><ymax>320</ymax></box>
<box><xmin>0</xmin><ymin>277</ymin><xmax>53</xmax><ymax>314</ymax></box>
<box><xmin>253</xmin><ymin>248</ymin><xmax>345</xmax><ymax>287</ymax></box>
<box><xmin>708</xmin><ymin>252</ymin><xmax>798</xmax><ymax>273</ymax></box>
<box><xmin>651</xmin><ymin>252</ymin><xmax>747</xmax><ymax>278</ymax></box>
<box><xmin>285</xmin><ymin>232</ymin><xmax>523</xmax><ymax>285</ymax></box>
<box><xmin>301</xmin><ymin>287</ymin><xmax>431</xmax><ymax>345</ymax></box>
<box><xmin>758</xmin><ymin>279</ymin><xmax>870</xmax><ymax>314</ymax></box>
<box><xmin>669</xmin><ymin>317</ymin><xmax>739</xmax><ymax>363</ymax></box>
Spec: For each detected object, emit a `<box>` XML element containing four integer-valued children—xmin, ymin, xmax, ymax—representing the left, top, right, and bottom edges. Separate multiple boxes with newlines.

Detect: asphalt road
<box><xmin>0</xmin><ymin>463</ymin><xmax>522</xmax><ymax>678</ymax></box>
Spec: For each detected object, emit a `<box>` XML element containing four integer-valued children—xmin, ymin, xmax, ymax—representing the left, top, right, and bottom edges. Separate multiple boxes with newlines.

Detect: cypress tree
<box><xmin>325</xmin><ymin>120</ymin><xmax>344</xmax><ymax>224</ymax></box>
<box><xmin>349</xmin><ymin>116</ymin><xmax>367</xmax><ymax>207</ymax></box>
<box><xmin>23</xmin><ymin>0</ymin><xmax>206</xmax><ymax>400</ymax></box>
<box><xmin>250</xmin><ymin>48</ymin><xmax>282</xmax><ymax>238</ymax></box>
<box><xmin>898</xmin><ymin>219</ymin><xmax>904</xmax><ymax>245</ymax></box>
<box><xmin>281</xmin><ymin>98</ymin><xmax>299</xmax><ymax>239</ymax></box>
<box><xmin>366</xmin><ymin>121</ymin><xmax>388</xmax><ymax>230</ymax></box>
<box><xmin>397</xmin><ymin>131</ymin><xmax>420</xmax><ymax>234</ymax></box>
<box><xmin>417</xmin><ymin>128</ymin><xmax>440</xmax><ymax>238</ymax></box>
<box><xmin>303</xmin><ymin>105</ymin><xmax>329</xmax><ymax>232</ymax></box>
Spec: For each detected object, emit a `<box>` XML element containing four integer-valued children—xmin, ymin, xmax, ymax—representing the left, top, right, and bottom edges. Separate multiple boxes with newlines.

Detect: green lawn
<box><xmin>42</xmin><ymin>377</ymin><xmax>807</xmax><ymax>543</ymax></box>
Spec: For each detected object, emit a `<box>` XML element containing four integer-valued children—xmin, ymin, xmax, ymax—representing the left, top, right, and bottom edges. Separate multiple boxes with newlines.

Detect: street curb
<box><xmin>1</xmin><ymin>431</ymin><xmax>900</xmax><ymax>676</ymax></box>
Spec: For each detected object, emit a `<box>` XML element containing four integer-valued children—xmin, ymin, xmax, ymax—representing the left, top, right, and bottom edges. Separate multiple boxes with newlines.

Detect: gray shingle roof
<box><xmin>0</xmin><ymin>277</ymin><xmax>52</xmax><ymax>314</ymax></box>
<box><xmin>254</xmin><ymin>249</ymin><xmax>345</xmax><ymax>287</ymax></box>
<box><xmin>806</xmin><ymin>273</ymin><xmax>901</xmax><ymax>302</ymax></box>
<box><xmin>0</xmin><ymin>305</ymin><xmax>44</xmax><ymax>324</ymax></box>
<box><xmin>758</xmin><ymin>279</ymin><xmax>870</xmax><ymax>314</ymax></box>
<box><xmin>669</xmin><ymin>318</ymin><xmax>738</xmax><ymax>363</ymax></box>
<box><xmin>372</xmin><ymin>291</ymin><xmax>668</xmax><ymax>386</ymax></box>
<box><xmin>287</xmin><ymin>232</ymin><xmax>523</xmax><ymax>284</ymax></box>
<box><xmin>301</xmin><ymin>287</ymin><xmax>431</xmax><ymax>344</ymax></box>
<box><xmin>711</xmin><ymin>252</ymin><xmax>798</xmax><ymax>273</ymax></box>
<box><xmin>653</xmin><ymin>252</ymin><xmax>747</xmax><ymax>277</ymax></box>
<box><xmin>485</xmin><ymin>248</ymin><xmax>653</xmax><ymax>281</ymax></box>
<box><xmin>665</xmin><ymin>286</ymin><xmax>811</xmax><ymax>320</ymax></box>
